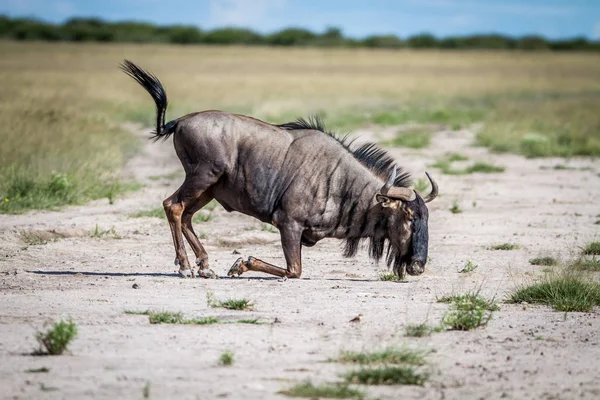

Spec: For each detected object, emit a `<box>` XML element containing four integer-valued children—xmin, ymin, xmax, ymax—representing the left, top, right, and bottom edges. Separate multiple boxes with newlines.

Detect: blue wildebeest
<box><xmin>121</xmin><ymin>60</ymin><xmax>438</xmax><ymax>279</ymax></box>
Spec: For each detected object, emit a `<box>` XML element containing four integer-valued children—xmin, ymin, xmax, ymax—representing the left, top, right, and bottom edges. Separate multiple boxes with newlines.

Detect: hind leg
<box><xmin>163</xmin><ymin>173</ymin><xmax>219</xmax><ymax>278</ymax></box>
<box><xmin>181</xmin><ymin>192</ymin><xmax>217</xmax><ymax>278</ymax></box>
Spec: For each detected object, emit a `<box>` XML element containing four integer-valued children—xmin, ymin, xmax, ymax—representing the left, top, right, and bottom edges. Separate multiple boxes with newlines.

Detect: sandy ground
<box><xmin>1</xmin><ymin>123</ymin><xmax>599</xmax><ymax>400</ymax></box>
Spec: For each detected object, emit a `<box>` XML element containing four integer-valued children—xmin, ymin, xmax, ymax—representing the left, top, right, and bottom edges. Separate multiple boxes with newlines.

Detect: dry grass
<box><xmin>2</xmin><ymin>42</ymin><xmax>599</xmax><ymax>212</ymax></box>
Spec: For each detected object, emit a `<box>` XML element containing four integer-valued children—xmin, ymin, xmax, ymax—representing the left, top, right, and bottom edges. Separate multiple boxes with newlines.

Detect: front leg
<box><xmin>227</xmin><ymin>225</ymin><xmax>303</xmax><ymax>278</ymax></box>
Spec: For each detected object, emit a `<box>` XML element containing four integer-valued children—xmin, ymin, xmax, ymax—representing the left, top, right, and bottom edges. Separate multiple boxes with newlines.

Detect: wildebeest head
<box><xmin>375</xmin><ymin>167</ymin><xmax>438</xmax><ymax>276</ymax></box>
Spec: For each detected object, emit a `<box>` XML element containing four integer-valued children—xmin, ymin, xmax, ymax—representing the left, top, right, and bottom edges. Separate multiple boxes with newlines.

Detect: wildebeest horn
<box><xmin>380</xmin><ymin>166</ymin><xmax>416</xmax><ymax>201</ymax></box>
<box><xmin>380</xmin><ymin>166</ymin><xmax>397</xmax><ymax>195</ymax></box>
<box><xmin>422</xmin><ymin>171</ymin><xmax>438</xmax><ymax>203</ymax></box>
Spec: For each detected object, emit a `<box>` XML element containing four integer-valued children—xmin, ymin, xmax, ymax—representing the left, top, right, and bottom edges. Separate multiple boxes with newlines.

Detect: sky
<box><xmin>2</xmin><ymin>0</ymin><xmax>600</xmax><ymax>40</ymax></box>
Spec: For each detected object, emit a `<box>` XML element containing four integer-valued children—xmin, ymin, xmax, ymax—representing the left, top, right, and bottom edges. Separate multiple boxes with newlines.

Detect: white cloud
<box><xmin>208</xmin><ymin>0</ymin><xmax>286</xmax><ymax>27</ymax></box>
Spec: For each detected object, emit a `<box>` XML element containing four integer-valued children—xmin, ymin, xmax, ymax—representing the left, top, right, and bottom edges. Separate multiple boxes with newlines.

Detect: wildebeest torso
<box><xmin>173</xmin><ymin>111</ymin><xmax>381</xmax><ymax>245</ymax></box>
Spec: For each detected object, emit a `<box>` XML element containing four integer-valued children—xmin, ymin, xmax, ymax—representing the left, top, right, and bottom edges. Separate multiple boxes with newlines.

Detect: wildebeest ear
<box><xmin>376</xmin><ymin>194</ymin><xmax>389</xmax><ymax>204</ymax></box>
<box><xmin>376</xmin><ymin>194</ymin><xmax>398</xmax><ymax>208</ymax></box>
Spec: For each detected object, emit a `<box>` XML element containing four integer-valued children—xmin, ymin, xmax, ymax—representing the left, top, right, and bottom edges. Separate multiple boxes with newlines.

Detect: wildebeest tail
<box><xmin>120</xmin><ymin>60</ymin><xmax>177</xmax><ymax>142</ymax></box>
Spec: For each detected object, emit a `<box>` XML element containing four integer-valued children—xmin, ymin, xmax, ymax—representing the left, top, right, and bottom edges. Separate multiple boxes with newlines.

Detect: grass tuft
<box><xmin>439</xmin><ymin>292</ymin><xmax>498</xmax><ymax>331</ymax></box>
<box><xmin>260</xmin><ymin>223</ymin><xmax>278</xmax><ymax>233</ymax></box>
<box><xmin>236</xmin><ymin>319</ymin><xmax>263</xmax><ymax>324</ymax></box>
<box><xmin>573</xmin><ymin>257</ymin><xmax>600</xmax><ymax>271</ymax></box>
<box><xmin>148</xmin><ymin>311</ymin><xmax>184</xmax><ymax>324</ymax></box>
<box><xmin>25</xmin><ymin>367</ymin><xmax>50</xmax><ymax>373</ymax></box>
<box><xmin>459</xmin><ymin>260</ymin><xmax>477</xmax><ymax>273</ymax></box>
<box><xmin>529</xmin><ymin>257</ymin><xmax>558</xmax><ymax>266</ymax></box>
<box><xmin>146</xmin><ymin>311</ymin><xmax>220</xmax><ymax>325</ymax></box>
<box><xmin>437</xmin><ymin>293</ymin><xmax>499</xmax><ymax>311</ymax></box>
<box><xmin>413</xmin><ymin>177</ymin><xmax>430</xmax><ymax>193</ymax></box>
<box><xmin>404</xmin><ymin>323</ymin><xmax>437</xmax><ymax>337</ymax></box>
<box><xmin>582</xmin><ymin>242</ymin><xmax>600</xmax><ymax>256</ymax></box>
<box><xmin>143</xmin><ymin>382</ymin><xmax>150</xmax><ymax>399</ymax></box>
<box><xmin>207</xmin><ymin>291</ymin><xmax>253</xmax><ymax>310</ymax></box>
<box><xmin>279</xmin><ymin>381</ymin><xmax>363</xmax><ymax>399</ymax></box>
<box><xmin>449</xmin><ymin>201</ymin><xmax>463</xmax><ymax>214</ymax></box>
<box><xmin>432</xmin><ymin>154</ymin><xmax>504</xmax><ymax>175</ymax></box>
<box><xmin>333</xmin><ymin>348</ymin><xmax>426</xmax><ymax>366</ymax></box>
<box><xmin>219</xmin><ymin>350</ymin><xmax>234</xmax><ymax>366</ymax></box>
<box><xmin>89</xmin><ymin>224</ymin><xmax>121</xmax><ymax>239</ymax></box>
<box><xmin>508</xmin><ymin>272</ymin><xmax>600</xmax><ymax>312</ymax></box>
<box><xmin>344</xmin><ymin>365</ymin><xmax>429</xmax><ymax>386</ymax></box>
<box><xmin>386</xmin><ymin>128</ymin><xmax>432</xmax><ymax>149</ymax></box>
<box><xmin>490</xmin><ymin>243</ymin><xmax>520</xmax><ymax>250</ymax></box>
<box><xmin>35</xmin><ymin>319</ymin><xmax>78</xmax><ymax>355</ymax></box>
<box><xmin>130</xmin><ymin>207</ymin><xmax>164</xmax><ymax>219</ymax></box>
<box><xmin>123</xmin><ymin>310</ymin><xmax>150</xmax><ymax>315</ymax></box>
<box><xmin>378</xmin><ymin>271</ymin><xmax>402</xmax><ymax>281</ymax></box>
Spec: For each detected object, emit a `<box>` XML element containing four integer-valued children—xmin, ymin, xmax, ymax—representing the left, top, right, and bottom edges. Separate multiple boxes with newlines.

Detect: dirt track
<box><xmin>1</xmin><ymin>124</ymin><xmax>599</xmax><ymax>400</ymax></box>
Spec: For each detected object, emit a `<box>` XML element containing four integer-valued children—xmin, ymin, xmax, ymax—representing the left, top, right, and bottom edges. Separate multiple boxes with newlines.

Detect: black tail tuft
<box><xmin>120</xmin><ymin>60</ymin><xmax>175</xmax><ymax>142</ymax></box>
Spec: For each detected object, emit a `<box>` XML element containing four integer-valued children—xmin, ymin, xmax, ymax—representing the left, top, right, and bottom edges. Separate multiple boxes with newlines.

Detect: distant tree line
<box><xmin>1</xmin><ymin>16</ymin><xmax>598</xmax><ymax>51</ymax></box>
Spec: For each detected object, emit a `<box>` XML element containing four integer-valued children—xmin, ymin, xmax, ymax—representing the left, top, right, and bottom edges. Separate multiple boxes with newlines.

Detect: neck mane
<box><xmin>277</xmin><ymin>116</ymin><xmax>412</xmax><ymax>188</ymax></box>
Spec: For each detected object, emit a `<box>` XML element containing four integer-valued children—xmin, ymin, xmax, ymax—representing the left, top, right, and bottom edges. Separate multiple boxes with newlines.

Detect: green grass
<box><xmin>508</xmin><ymin>272</ymin><xmax>600</xmax><ymax>312</ymax></box>
<box><xmin>130</xmin><ymin>206</ymin><xmax>213</xmax><ymax>223</ymax></box>
<box><xmin>130</xmin><ymin>207</ymin><xmax>165</xmax><ymax>219</ymax></box>
<box><xmin>404</xmin><ymin>323</ymin><xmax>436</xmax><ymax>337</ymax></box>
<box><xmin>260</xmin><ymin>223</ymin><xmax>278</xmax><ymax>233</ymax></box>
<box><xmin>148</xmin><ymin>311</ymin><xmax>185</xmax><ymax>324</ymax></box>
<box><xmin>490</xmin><ymin>243</ymin><xmax>520</xmax><ymax>250</ymax></box>
<box><xmin>3</xmin><ymin>43</ymin><xmax>598</xmax><ymax>217</ymax></box>
<box><xmin>447</xmin><ymin>153</ymin><xmax>469</xmax><ymax>162</ymax></box>
<box><xmin>123</xmin><ymin>310</ymin><xmax>150</xmax><ymax>315</ymax></box>
<box><xmin>89</xmin><ymin>224</ymin><xmax>121</xmax><ymax>239</ymax></box>
<box><xmin>476</xmin><ymin>94</ymin><xmax>600</xmax><ymax>158</ymax></box>
<box><xmin>573</xmin><ymin>257</ymin><xmax>600</xmax><ymax>271</ymax></box>
<box><xmin>386</xmin><ymin>127</ymin><xmax>433</xmax><ymax>149</ymax></box>
<box><xmin>236</xmin><ymin>319</ymin><xmax>264</xmax><ymax>324</ymax></box>
<box><xmin>206</xmin><ymin>291</ymin><xmax>253</xmax><ymax>310</ymax></box>
<box><xmin>459</xmin><ymin>260</ymin><xmax>478</xmax><ymax>273</ymax></box>
<box><xmin>413</xmin><ymin>177</ymin><xmax>430</xmax><ymax>193</ymax></box>
<box><xmin>449</xmin><ymin>201</ymin><xmax>463</xmax><ymax>214</ymax></box>
<box><xmin>431</xmin><ymin>154</ymin><xmax>504</xmax><ymax>175</ymax></box>
<box><xmin>143</xmin><ymin>382</ymin><xmax>151</xmax><ymax>399</ymax></box>
<box><xmin>439</xmin><ymin>292</ymin><xmax>498</xmax><ymax>331</ymax></box>
<box><xmin>146</xmin><ymin>311</ymin><xmax>220</xmax><ymax>325</ymax></box>
<box><xmin>437</xmin><ymin>293</ymin><xmax>499</xmax><ymax>311</ymax></box>
<box><xmin>125</xmin><ymin>310</ymin><xmax>256</xmax><ymax>324</ymax></box>
<box><xmin>378</xmin><ymin>271</ymin><xmax>402</xmax><ymax>281</ymax></box>
<box><xmin>333</xmin><ymin>348</ymin><xmax>426</xmax><ymax>366</ymax></box>
<box><xmin>279</xmin><ymin>382</ymin><xmax>363</xmax><ymax>399</ymax></box>
<box><xmin>582</xmin><ymin>242</ymin><xmax>600</xmax><ymax>256</ymax></box>
<box><xmin>529</xmin><ymin>257</ymin><xmax>558</xmax><ymax>266</ymax></box>
<box><xmin>219</xmin><ymin>350</ymin><xmax>234</xmax><ymax>366</ymax></box>
<box><xmin>25</xmin><ymin>367</ymin><xmax>50</xmax><ymax>373</ymax></box>
<box><xmin>186</xmin><ymin>317</ymin><xmax>221</xmax><ymax>325</ymax></box>
<box><xmin>193</xmin><ymin>212</ymin><xmax>213</xmax><ymax>223</ymax></box>
<box><xmin>35</xmin><ymin>319</ymin><xmax>78</xmax><ymax>355</ymax></box>
<box><xmin>343</xmin><ymin>366</ymin><xmax>429</xmax><ymax>386</ymax></box>
<box><xmin>467</xmin><ymin>162</ymin><xmax>505</xmax><ymax>173</ymax></box>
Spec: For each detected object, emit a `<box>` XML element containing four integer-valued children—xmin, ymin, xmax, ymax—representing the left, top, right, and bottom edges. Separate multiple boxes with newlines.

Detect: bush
<box><xmin>36</xmin><ymin>319</ymin><xmax>78</xmax><ymax>355</ymax></box>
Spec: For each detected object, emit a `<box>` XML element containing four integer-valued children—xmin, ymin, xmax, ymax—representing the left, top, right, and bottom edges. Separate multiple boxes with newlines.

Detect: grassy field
<box><xmin>1</xmin><ymin>41</ymin><xmax>599</xmax><ymax>212</ymax></box>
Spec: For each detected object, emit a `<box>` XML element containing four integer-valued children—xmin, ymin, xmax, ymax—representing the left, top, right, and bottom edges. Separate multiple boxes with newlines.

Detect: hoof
<box><xmin>178</xmin><ymin>268</ymin><xmax>192</xmax><ymax>278</ymax></box>
<box><xmin>227</xmin><ymin>257</ymin><xmax>246</xmax><ymax>277</ymax></box>
<box><xmin>197</xmin><ymin>268</ymin><xmax>218</xmax><ymax>279</ymax></box>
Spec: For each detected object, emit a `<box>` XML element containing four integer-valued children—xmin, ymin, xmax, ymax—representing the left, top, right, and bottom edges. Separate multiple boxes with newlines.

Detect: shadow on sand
<box><xmin>25</xmin><ymin>270</ymin><xmax>383</xmax><ymax>282</ymax></box>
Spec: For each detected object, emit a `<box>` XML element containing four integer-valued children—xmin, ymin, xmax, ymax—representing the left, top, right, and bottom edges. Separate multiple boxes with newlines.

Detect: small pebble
<box><xmin>132</xmin><ymin>283</ymin><xmax>140</xmax><ymax>289</ymax></box>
